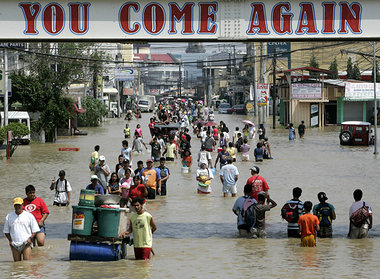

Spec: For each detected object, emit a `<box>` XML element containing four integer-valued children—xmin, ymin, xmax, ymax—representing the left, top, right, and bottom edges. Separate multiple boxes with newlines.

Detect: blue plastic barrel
<box><xmin>69</xmin><ymin>241</ymin><xmax>121</xmax><ymax>261</ymax></box>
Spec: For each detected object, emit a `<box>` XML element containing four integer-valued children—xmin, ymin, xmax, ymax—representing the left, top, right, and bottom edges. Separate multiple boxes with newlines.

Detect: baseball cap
<box><xmin>249</xmin><ymin>166</ymin><xmax>260</xmax><ymax>173</ymax></box>
<box><xmin>13</xmin><ymin>197</ymin><xmax>23</xmax><ymax>205</ymax></box>
<box><xmin>146</xmin><ymin>159</ymin><xmax>153</xmax><ymax>163</ymax></box>
<box><xmin>91</xmin><ymin>175</ymin><xmax>98</xmax><ymax>181</ymax></box>
<box><xmin>317</xmin><ymin>192</ymin><xmax>328</xmax><ymax>202</ymax></box>
<box><xmin>99</xmin><ymin>155</ymin><xmax>106</xmax><ymax>161</ymax></box>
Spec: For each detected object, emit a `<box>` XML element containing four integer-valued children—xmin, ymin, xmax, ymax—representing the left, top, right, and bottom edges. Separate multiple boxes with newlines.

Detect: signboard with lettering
<box><xmin>257</xmin><ymin>83</ymin><xmax>269</xmax><ymax>106</ymax></box>
<box><xmin>0</xmin><ymin>1</ymin><xmax>373</xmax><ymax>41</ymax></box>
<box><xmin>292</xmin><ymin>83</ymin><xmax>322</xmax><ymax>99</ymax></box>
<box><xmin>344</xmin><ymin>82</ymin><xmax>380</xmax><ymax>100</ymax></box>
<box><xmin>114</xmin><ymin>66</ymin><xmax>135</xmax><ymax>81</ymax></box>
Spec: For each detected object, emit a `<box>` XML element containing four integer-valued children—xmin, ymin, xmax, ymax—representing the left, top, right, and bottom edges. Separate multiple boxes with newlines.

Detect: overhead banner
<box><xmin>292</xmin><ymin>83</ymin><xmax>322</xmax><ymax>99</ymax></box>
<box><xmin>344</xmin><ymin>82</ymin><xmax>380</xmax><ymax>100</ymax></box>
<box><xmin>0</xmin><ymin>0</ymin><xmax>374</xmax><ymax>40</ymax></box>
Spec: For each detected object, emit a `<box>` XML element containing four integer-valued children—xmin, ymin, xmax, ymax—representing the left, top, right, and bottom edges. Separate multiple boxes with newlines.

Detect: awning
<box><xmin>103</xmin><ymin>87</ymin><xmax>118</xmax><ymax>95</ymax></box>
<box><xmin>73</xmin><ymin>103</ymin><xmax>86</xmax><ymax>114</ymax></box>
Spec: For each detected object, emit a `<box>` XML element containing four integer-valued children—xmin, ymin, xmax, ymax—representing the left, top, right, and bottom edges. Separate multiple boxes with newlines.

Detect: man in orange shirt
<box><xmin>298</xmin><ymin>201</ymin><xmax>320</xmax><ymax>247</ymax></box>
<box><xmin>140</xmin><ymin>159</ymin><xmax>161</xmax><ymax>199</ymax></box>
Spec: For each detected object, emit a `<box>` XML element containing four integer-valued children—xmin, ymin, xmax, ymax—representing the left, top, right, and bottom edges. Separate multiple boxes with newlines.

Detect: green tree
<box><xmin>0</xmin><ymin>122</ymin><xmax>29</xmax><ymax>145</ymax></box>
<box><xmin>0</xmin><ymin>127</ymin><xmax>6</xmax><ymax>145</ymax></box>
<box><xmin>328</xmin><ymin>57</ymin><xmax>339</xmax><ymax>79</ymax></box>
<box><xmin>309</xmin><ymin>54</ymin><xmax>319</xmax><ymax>78</ymax></box>
<box><xmin>10</xmin><ymin>43</ymin><xmax>109</xmax><ymax>141</ymax></box>
<box><xmin>353</xmin><ymin>64</ymin><xmax>361</xmax><ymax>80</ymax></box>
<box><xmin>77</xmin><ymin>96</ymin><xmax>108</xmax><ymax>127</ymax></box>
<box><xmin>346</xmin><ymin>57</ymin><xmax>354</xmax><ymax>79</ymax></box>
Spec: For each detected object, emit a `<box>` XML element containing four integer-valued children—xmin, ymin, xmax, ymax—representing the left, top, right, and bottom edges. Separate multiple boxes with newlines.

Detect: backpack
<box><xmin>281</xmin><ymin>201</ymin><xmax>301</xmax><ymax>223</ymax></box>
<box><xmin>350</xmin><ymin>202</ymin><xmax>370</xmax><ymax>227</ymax></box>
<box><xmin>241</xmin><ymin>197</ymin><xmax>256</xmax><ymax>232</ymax></box>
<box><xmin>315</xmin><ymin>203</ymin><xmax>333</xmax><ymax>227</ymax></box>
<box><xmin>55</xmin><ymin>179</ymin><xmax>67</xmax><ymax>193</ymax></box>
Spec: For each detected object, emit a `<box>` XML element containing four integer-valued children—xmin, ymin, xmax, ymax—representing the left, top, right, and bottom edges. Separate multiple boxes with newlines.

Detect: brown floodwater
<box><xmin>0</xmin><ymin>112</ymin><xmax>379</xmax><ymax>278</ymax></box>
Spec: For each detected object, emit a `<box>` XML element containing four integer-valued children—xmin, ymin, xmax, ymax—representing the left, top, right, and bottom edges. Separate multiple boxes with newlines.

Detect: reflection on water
<box><xmin>0</xmin><ymin>114</ymin><xmax>380</xmax><ymax>278</ymax></box>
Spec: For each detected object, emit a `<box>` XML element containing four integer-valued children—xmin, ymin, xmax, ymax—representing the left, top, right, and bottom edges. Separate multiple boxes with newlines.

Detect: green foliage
<box><xmin>0</xmin><ymin>127</ymin><xmax>6</xmax><ymax>145</ymax></box>
<box><xmin>346</xmin><ymin>57</ymin><xmax>354</xmax><ymax>79</ymax></box>
<box><xmin>5</xmin><ymin>122</ymin><xmax>29</xmax><ymax>139</ymax></box>
<box><xmin>352</xmin><ymin>64</ymin><xmax>361</xmax><ymax>80</ymax></box>
<box><xmin>309</xmin><ymin>54</ymin><xmax>319</xmax><ymax>78</ymax></box>
<box><xmin>0</xmin><ymin>122</ymin><xmax>29</xmax><ymax>145</ymax></box>
<box><xmin>77</xmin><ymin>96</ymin><xmax>108</xmax><ymax>127</ymax></box>
<box><xmin>9</xmin><ymin>43</ymin><xmax>109</xmax><ymax>141</ymax></box>
<box><xmin>328</xmin><ymin>57</ymin><xmax>339</xmax><ymax>79</ymax></box>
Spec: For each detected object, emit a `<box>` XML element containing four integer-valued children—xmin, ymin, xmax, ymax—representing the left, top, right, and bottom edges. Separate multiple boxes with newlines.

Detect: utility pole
<box><xmin>178</xmin><ymin>63</ymin><xmax>182</xmax><ymax>97</ymax></box>
<box><xmin>3</xmin><ymin>49</ymin><xmax>8</xmax><ymax>126</ymax></box>
<box><xmin>373</xmin><ymin>41</ymin><xmax>378</xmax><ymax>155</ymax></box>
<box><xmin>208</xmin><ymin>57</ymin><xmax>212</xmax><ymax>106</ymax></box>
<box><xmin>272</xmin><ymin>47</ymin><xmax>277</xmax><ymax>129</ymax></box>
<box><xmin>251</xmin><ymin>43</ymin><xmax>258</xmax><ymax>119</ymax></box>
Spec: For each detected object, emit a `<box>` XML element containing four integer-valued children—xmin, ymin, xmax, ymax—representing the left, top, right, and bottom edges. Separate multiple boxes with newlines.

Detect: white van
<box><xmin>0</xmin><ymin>111</ymin><xmax>31</xmax><ymax>144</ymax></box>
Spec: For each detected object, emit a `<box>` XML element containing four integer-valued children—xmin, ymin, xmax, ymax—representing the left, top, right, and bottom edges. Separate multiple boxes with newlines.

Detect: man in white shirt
<box><xmin>197</xmin><ymin>145</ymin><xmax>213</xmax><ymax>168</ymax></box>
<box><xmin>200</xmin><ymin>127</ymin><xmax>207</xmax><ymax>145</ymax></box>
<box><xmin>348</xmin><ymin>189</ymin><xmax>373</xmax><ymax>239</ymax></box>
<box><xmin>50</xmin><ymin>170</ymin><xmax>72</xmax><ymax>206</ymax></box>
<box><xmin>220</xmin><ymin>157</ymin><xmax>239</xmax><ymax>197</ymax></box>
<box><xmin>4</xmin><ymin>197</ymin><xmax>40</xmax><ymax>261</ymax></box>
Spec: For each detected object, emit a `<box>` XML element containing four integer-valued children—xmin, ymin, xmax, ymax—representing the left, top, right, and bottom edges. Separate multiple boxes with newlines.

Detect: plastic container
<box><xmin>72</xmin><ymin>205</ymin><xmax>96</xmax><ymax>236</ymax></box>
<box><xmin>69</xmin><ymin>241</ymin><xmax>123</xmax><ymax>261</ymax></box>
<box><xmin>97</xmin><ymin>207</ymin><xmax>121</xmax><ymax>237</ymax></box>
<box><xmin>181</xmin><ymin>166</ymin><xmax>189</xmax><ymax>173</ymax></box>
<box><xmin>79</xmin><ymin>189</ymin><xmax>95</xmax><ymax>207</ymax></box>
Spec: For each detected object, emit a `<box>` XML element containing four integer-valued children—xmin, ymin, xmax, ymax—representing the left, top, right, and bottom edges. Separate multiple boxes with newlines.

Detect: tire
<box><xmin>339</xmin><ymin>130</ymin><xmax>352</xmax><ymax>145</ymax></box>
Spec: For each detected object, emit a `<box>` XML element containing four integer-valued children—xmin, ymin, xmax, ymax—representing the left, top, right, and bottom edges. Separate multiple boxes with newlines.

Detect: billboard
<box><xmin>257</xmin><ymin>83</ymin><xmax>269</xmax><ymax>106</ymax></box>
<box><xmin>291</xmin><ymin>83</ymin><xmax>322</xmax><ymax>99</ymax></box>
<box><xmin>0</xmin><ymin>0</ymin><xmax>373</xmax><ymax>40</ymax></box>
<box><xmin>344</xmin><ymin>82</ymin><xmax>380</xmax><ymax>100</ymax></box>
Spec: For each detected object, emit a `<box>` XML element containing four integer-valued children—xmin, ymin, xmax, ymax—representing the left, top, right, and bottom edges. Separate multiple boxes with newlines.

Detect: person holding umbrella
<box><xmin>242</xmin><ymin>120</ymin><xmax>256</xmax><ymax>139</ymax></box>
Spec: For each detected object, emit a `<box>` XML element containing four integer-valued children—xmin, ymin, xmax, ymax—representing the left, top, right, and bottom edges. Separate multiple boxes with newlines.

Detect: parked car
<box><xmin>227</xmin><ymin>104</ymin><xmax>247</xmax><ymax>114</ymax></box>
<box><xmin>218</xmin><ymin>103</ymin><xmax>231</xmax><ymax>114</ymax></box>
<box><xmin>339</xmin><ymin>121</ymin><xmax>372</xmax><ymax>146</ymax></box>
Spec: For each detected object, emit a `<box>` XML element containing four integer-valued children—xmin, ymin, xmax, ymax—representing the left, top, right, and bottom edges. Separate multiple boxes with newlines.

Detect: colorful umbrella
<box><xmin>205</xmin><ymin>121</ymin><xmax>217</xmax><ymax>127</ymax></box>
<box><xmin>242</xmin><ymin>120</ymin><xmax>255</xmax><ymax>126</ymax></box>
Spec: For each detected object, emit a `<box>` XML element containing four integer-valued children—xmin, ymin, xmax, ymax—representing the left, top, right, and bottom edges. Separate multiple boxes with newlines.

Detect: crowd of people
<box><xmin>3</xmin><ymin>99</ymin><xmax>374</xmax><ymax>262</ymax></box>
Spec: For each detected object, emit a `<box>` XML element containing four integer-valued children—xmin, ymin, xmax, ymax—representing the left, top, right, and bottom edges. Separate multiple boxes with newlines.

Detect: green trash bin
<box><xmin>97</xmin><ymin>207</ymin><xmax>121</xmax><ymax>238</ymax></box>
<box><xmin>72</xmin><ymin>206</ymin><xmax>96</xmax><ymax>236</ymax></box>
<box><xmin>78</xmin><ymin>189</ymin><xmax>95</xmax><ymax>207</ymax></box>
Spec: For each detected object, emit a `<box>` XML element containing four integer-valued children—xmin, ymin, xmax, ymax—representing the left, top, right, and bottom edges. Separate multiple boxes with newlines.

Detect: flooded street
<box><xmin>1</xmin><ymin>112</ymin><xmax>380</xmax><ymax>278</ymax></box>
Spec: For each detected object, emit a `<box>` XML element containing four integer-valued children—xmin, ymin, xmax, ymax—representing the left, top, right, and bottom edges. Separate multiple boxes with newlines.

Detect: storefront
<box><xmin>279</xmin><ymin>74</ymin><xmax>345</xmax><ymax>127</ymax></box>
<box><xmin>338</xmin><ymin>82</ymin><xmax>380</xmax><ymax>123</ymax></box>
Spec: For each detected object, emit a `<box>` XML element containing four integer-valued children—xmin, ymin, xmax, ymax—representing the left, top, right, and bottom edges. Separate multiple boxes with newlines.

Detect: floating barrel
<box><xmin>79</xmin><ymin>189</ymin><xmax>95</xmax><ymax>207</ymax></box>
<box><xmin>70</xmin><ymin>242</ymin><xmax>122</xmax><ymax>261</ymax></box>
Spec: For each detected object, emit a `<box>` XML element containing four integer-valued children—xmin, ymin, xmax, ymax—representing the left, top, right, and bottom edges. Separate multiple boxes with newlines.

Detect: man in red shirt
<box><xmin>23</xmin><ymin>185</ymin><xmax>49</xmax><ymax>247</ymax></box>
<box><xmin>246</xmin><ymin>166</ymin><xmax>269</xmax><ymax>201</ymax></box>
